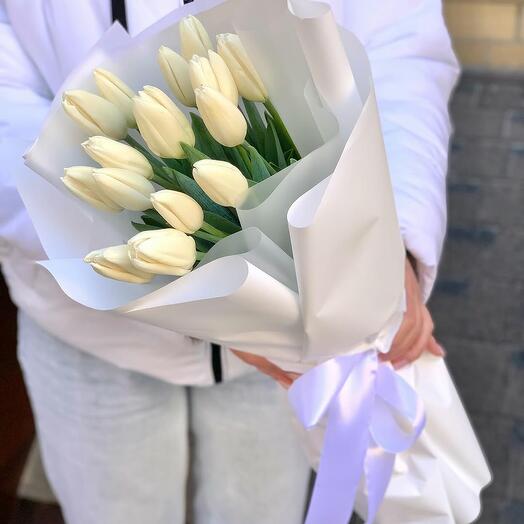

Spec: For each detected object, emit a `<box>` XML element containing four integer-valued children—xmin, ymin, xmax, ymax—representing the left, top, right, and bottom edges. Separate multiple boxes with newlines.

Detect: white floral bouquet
<box><xmin>22</xmin><ymin>0</ymin><xmax>490</xmax><ymax>522</ymax></box>
<box><xmin>62</xmin><ymin>21</ymin><xmax>303</xmax><ymax>281</ymax></box>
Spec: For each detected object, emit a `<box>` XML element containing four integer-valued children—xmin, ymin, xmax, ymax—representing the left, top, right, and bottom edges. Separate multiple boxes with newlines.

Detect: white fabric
<box><xmin>18</xmin><ymin>311</ymin><xmax>310</xmax><ymax>524</ymax></box>
<box><xmin>0</xmin><ymin>0</ymin><xmax>459</xmax><ymax>385</ymax></box>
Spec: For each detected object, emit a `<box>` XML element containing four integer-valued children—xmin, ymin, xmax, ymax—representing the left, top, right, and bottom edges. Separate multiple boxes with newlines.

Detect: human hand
<box><xmin>380</xmin><ymin>256</ymin><xmax>445</xmax><ymax>369</ymax></box>
<box><xmin>233</xmin><ymin>255</ymin><xmax>445</xmax><ymax>384</ymax></box>
<box><xmin>230</xmin><ymin>349</ymin><xmax>300</xmax><ymax>389</ymax></box>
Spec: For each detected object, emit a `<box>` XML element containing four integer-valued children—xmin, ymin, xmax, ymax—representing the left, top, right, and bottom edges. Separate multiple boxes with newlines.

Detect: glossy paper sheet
<box><xmin>21</xmin><ymin>0</ymin><xmax>490</xmax><ymax>521</ymax></box>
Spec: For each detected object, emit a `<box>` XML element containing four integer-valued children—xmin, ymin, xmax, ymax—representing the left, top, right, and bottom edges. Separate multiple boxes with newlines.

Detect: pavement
<box><xmin>428</xmin><ymin>72</ymin><xmax>524</xmax><ymax>524</ymax></box>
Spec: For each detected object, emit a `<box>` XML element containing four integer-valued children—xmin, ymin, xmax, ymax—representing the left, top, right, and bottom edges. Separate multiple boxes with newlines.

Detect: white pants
<box><xmin>18</xmin><ymin>313</ymin><xmax>311</xmax><ymax>524</ymax></box>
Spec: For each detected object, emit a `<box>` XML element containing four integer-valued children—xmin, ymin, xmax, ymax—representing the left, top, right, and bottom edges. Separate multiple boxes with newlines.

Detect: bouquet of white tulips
<box><xmin>22</xmin><ymin>0</ymin><xmax>490</xmax><ymax>523</ymax></box>
<box><xmin>61</xmin><ymin>16</ymin><xmax>303</xmax><ymax>282</ymax></box>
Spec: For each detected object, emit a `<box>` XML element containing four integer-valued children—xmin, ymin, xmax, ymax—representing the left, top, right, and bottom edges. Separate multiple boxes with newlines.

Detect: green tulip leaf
<box><xmin>225</xmin><ymin>146</ymin><xmax>251</xmax><ymax>179</ymax></box>
<box><xmin>193</xmin><ymin>236</ymin><xmax>214</xmax><ymax>253</ymax></box>
<box><xmin>190</xmin><ymin>113</ymin><xmax>229</xmax><ymax>162</ymax></box>
<box><xmin>180</xmin><ymin>143</ymin><xmax>209</xmax><ymax>167</ymax></box>
<box><xmin>141</xmin><ymin>209</ymin><xmax>170</xmax><ymax>228</ymax></box>
<box><xmin>203</xmin><ymin>211</ymin><xmax>241</xmax><ymax>233</ymax></box>
<box><xmin>131</xmin><ymin>221</ymin><xmax>162</xmax><ymax>233</ymax></box>
<box><xmin>246</xmin><ymin>144</ymin><xmax>271</xmax><ymax>182</ymax></box>
<box><xmin>243</xmin><ymin>99</ymin><xmax>266</xmax><ymax>150</ymax></box>
<box><xmin>263</xmin><ymin>114</ymin><xmax>286</xmax><ymax>170</ymax></box>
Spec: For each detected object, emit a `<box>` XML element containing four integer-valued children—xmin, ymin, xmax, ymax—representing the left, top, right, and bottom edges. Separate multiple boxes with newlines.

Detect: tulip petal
<box><xmin>93</xmin><ymin>168</ymin><xmax>154</xmax><ymax>212</ymax></box>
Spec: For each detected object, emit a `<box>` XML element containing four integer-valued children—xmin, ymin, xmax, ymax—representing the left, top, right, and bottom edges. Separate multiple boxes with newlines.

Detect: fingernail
<box><xmin>393</xmin><ymin>359</ymin><xmax>410</xmax><ymax>370</ymax></box>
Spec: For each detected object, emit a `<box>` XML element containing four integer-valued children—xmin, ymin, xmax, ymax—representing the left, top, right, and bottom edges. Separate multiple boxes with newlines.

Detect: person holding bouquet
<box><xmin>0</xmin><ymin>1</ymin><xmax>458</xmax><ymax>523</ymax></box>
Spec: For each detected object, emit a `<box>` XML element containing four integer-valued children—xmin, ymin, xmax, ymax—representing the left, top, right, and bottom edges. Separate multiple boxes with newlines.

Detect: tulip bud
<box><xmin>189</xmin><ymin>51</ymin><xmax>238</xmax><ymax>105</ymax></box>
<box><xmin>92</xmin><ymin>168</ymin><xmax>155</xmax><ymax>212</ymax></box>
<box><xmin>93</xmin><ymin>68</ymin><xmax>136</xmax><ymax>128</ymax></box>
<box><xmin>158</xmin><ymin>46</ymin><xmax>196</xmax><ymax>107</ymax></box>
<box><xmin>62</xmin><ymin>90</ymin><xmax>128</xmax><ymax>139</ymax></box>
<box><xmin>195</xmin><ymin>86</ymin><xmax>247</xmax><ymax>147</ymax></box>
<box><xmin>193</xmin><ymin>159</ymin><xmax>248</xmax><ymax>207</ymax></box>
<box><xmin>179</xmin><ymin>15</ymin><xmax>213</xmax><ymax>60</ymax></box>
<box><xmin>128</xmin><ymin>229</ymin><xmax>196</xmax><ymax>276</ymax></box>
<box><xmin>189</xmin><ymin>54</ymin><xmax>219</xmax><ymax>91</ymax></box>
<box><xmin>216</xmin><ymin>33</ymin><xmax>268</xmax><ymax>102</ymax></box>
<box><xmin>82</xmin><ymin>136</ymin><xmax>153</xmax><ymax>179</ymax></box>
<box><xmin>151</xmin><ymin>190</ymin><xmax>204</xmax><ymax>234</ymax></box>
<box><xmin>62</xmin><ymin>166</ymin><xmax>122</xmax><ymax>212</ymax></box>
<box><xmin>84</xmin><ymin>245</ymin><xmax>153</xmax><ymax>284</ymax></box>
<box><xmin>133</xmin><ymin>85</ymin><xmax>195</xmax><ymax>159</ymax></box>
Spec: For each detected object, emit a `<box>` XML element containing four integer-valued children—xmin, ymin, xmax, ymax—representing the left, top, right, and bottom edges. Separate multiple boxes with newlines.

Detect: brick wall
<box><xmin>444</xmin><ymin>0</ymin><xmax>524</xmax><ymax>70</ymax></box>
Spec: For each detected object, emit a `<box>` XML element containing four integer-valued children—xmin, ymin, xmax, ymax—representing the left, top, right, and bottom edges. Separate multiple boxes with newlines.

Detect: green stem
<box><xmin>237</xmin><ymin>145</ymin><xmax>252</xmax><ymax>175</ymax></box>
<box><xmin>152</xmin><ymin>173</ymin><xmax>175</xmax><ymax>189</ymax></box>
<box><xmin>195</xmin><ymin>251</ymin><xmax>205</xmax><ymax>261</ymax></box>
<box><xmin>201</xmin><ymin>222</ymin><xmax>228</xmax><ymax>238</ymax></box>
<box><xmin>124</xmin><ymin>135</ymin><xmax>166</xmax><ymax>169</ymax></box>
<box><xmin>193</xmin><ymin>230</ymin><xmax>223</xmax><ymax>243</ymax></box>
<box><xmin>263</xmin><ymin>99</ymin><xmax>301</xmax><ymax>160</ymax></box>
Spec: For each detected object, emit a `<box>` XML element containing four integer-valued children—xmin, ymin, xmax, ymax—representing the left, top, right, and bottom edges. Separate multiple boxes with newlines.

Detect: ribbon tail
<box><xmin>363</xmin><ymin>440</ymin><xmax>395</xmax><ymax>524</ymax></box>
<box><xmin>304</xmin><ymin>355</ymin><xmax>377</xmax><ymax>524</ymax></box>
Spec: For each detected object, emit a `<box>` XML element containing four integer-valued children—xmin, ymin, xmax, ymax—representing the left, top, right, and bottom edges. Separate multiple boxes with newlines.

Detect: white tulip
<box><xmin>82</xmin><ymin>136</ymin><xmax>153</xmax><ymax>179</ymax></box>
<box><xmin>216</xmin><ymin>33</ymin><xmax>268</xmax><ymax>102</ymax></box>
<box><xmin>84</xmin><ymin>245</ymin><xmax>153</xmax><ymax>284</ymax></box>
<box><xmin>133</xmin><ymin>85</ymin><xmax>195</xmax><ymax>159</ymax></box>
<box><xmin>189</xmin><ymin>51</ymin><xmax>238</xmax><ymax>105</ymax></box>
<box><xmin>158</xmin><ymin>46</ymin><xmax>196</xmax><ymax>107</ymax></box>
<box><xmin>151</xmin><ymin>190</ymin><xmax>204</xmax><ymax>234</ymax></box>
<box><xmin>179</xmin><ymin>15</ymin><xmax>213</xmax><ymax>60</ymax></box>
<box><xmin>62</xmin><ymin>166</ymin><xmax>122</xmax><ymax>212</ymax></box>
<box><xmin>193</xmin><ymin>159</ymin><xmax>248</xmax><ymax>207</ymax></box>
<box><xmin>128</xmin><ymin>229</ymin><xmax>196</xmax><ymax>276</ymax></box>
<box><xmin>92</xmin><ymin>168</ymin><xmax>155</xmax><ymax>212</ymax></box>
<box><xmin>195</xmin><ymin>86</ymin><xmax>247</xmax><ymax>147</ymax></box>
<box><xmin>93</xmin><ymin>68</ymin><xmax>136</xmax><ymax>128</ymax></box>
<box><xmin>189</xmin><ymin>54</ymin><xmax>219</xmax><ymax>91</ymax></box>
<box><xmin>62</xmin><ymin>89</ymin><xmax>128</xmax><ymax>139</ymax></box>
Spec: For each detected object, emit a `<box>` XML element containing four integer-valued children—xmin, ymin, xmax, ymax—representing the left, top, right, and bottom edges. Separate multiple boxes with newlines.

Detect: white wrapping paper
<box><xmin>21</xmin><ymin>0</ymin><xmax>490</xmax><ymax>521</ymax></box>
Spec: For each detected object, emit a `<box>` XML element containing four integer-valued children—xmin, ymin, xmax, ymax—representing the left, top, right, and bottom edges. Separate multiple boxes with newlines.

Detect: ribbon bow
<box><xmin>288</xmin><ymin>349</ymin><xmax>425</xmax><ymax>524</ymax></box>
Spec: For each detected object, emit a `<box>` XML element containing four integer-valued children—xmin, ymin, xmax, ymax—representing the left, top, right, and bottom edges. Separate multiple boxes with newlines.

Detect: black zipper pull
<box><xmin>211</xmin><ymin>343</ymin><xmax>223</xmax><ymax>383</ymax></box>
<box><xmin>111</xmin><ymin>0</ymin><xmax>128</xmax><ymax>30</ymax></box>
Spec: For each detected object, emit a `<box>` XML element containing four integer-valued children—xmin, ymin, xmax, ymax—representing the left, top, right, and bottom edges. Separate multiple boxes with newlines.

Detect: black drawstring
<box><xmin>111</xmin><ymin>0</ymin><xmax>128</xmax><ymax>30</ymax></box>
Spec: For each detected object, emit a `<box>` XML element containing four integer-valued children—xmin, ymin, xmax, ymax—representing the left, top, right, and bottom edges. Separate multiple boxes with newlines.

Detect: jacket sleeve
<box><xmin>346</xmin><ymin>0</ymin><xmax>460</xmax><ymax>301</ymax></box>
<box><xmin>0</xmin><ymin>1</ymin><xmax>52</xmax><ymax>260</ymax></box>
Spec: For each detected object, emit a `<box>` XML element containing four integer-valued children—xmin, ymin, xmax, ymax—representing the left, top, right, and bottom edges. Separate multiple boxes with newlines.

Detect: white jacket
<box><xmin>0</xmin><ymin>0</ymin><xmax>459</xmax><ymax>385</ymax></box>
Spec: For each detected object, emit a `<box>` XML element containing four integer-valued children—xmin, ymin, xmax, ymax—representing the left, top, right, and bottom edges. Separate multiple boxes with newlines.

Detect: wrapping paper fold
<box><xmin>21</xmin><ymin>0</ymin><xmax>491</xmax><ymax>521</ymax></box>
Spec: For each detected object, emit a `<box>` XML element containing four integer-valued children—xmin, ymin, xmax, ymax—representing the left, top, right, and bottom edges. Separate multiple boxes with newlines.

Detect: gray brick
<box><xmin>500</xmin><ymin>500</ymin><xmax>524</xmax><ymax>524</ymax></box>
<box><xmin>439</xmin><ymin>226</ymin><xmax>524</xmax><ymax>282</ymax></box>
<box><xmin>479</xmin><ymin>82</ymin><xmax>524</xmax><ymax>111</ymax></box>
<box><xmin>506</xmin><ymin>143</ymin><xmax>524</xmax><ymax>181</ymax></box>
<box><xmin>450</xmin><ymin>78</ymin><xmax>484</xmax><ymax>109</ymax></box>
<box><xmin>462</xmin><ymin>414</ymin><xmax>524</xmax><ymax>502</ymax></box>
<box><xmin>441</xmin><ymin>338</ymin><xmax>524</xmax><ymax>420</ymax></box>
<box><xmin>430</xmin><ymin>278</ymin><xmax>523</xmax><ymax>343</ymax></box>
<box><xmin>448</xmin><ymin>139</ymin><xmax>510</xmax><ymax>179</ymax></box>
<box><xmin>502</xmin><ymin>110</ymin><xmax>524</xmax><ymax>140</ymax></box>
<box><xmin>476</xmin><ymin>498</ymin><xmax>524</xmax><ymax>524</ymax></box>
<box><xmin>452</xmin><ymin>109</ymin><xmax>505</xmax><ymax>138</ymax></box>
<box><xmin>447</xmin><ymin>178</ymin><xmax>524</xmax><ymax>227</ymax></box>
